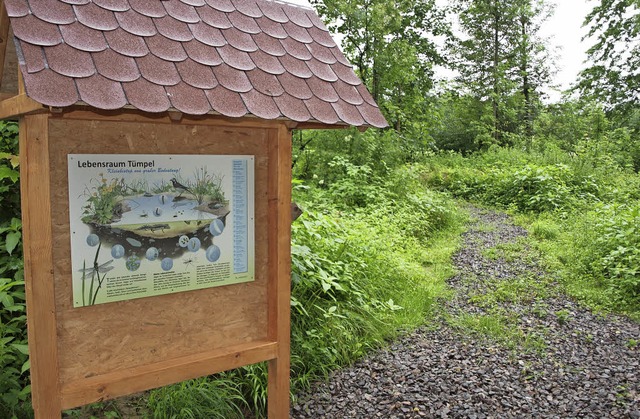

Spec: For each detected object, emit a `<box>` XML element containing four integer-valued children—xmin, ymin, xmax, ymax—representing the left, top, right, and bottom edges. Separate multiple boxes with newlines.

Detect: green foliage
<box><xmin>325</xmin><ymin>156</ymin><xmax>384</xmax><ymax>208</ymax></box>
<box><xmin>578</xmin><ymin>0</ymin><xmax>639</xmax><ymax>113</ymax></box>
<box><xmin>449</xmin><ymin>0</ymin><xmax>554</xmax><ymax>145</ymax></box>
<box><xmin>422</xmin><ymin>159</ymin><xmax>583</xmax><ymax>213</ymax></box>
<box><xmin>312</xmin><ymin>0</ymin><xmax>449</xmax><ymax>139</ymax></box>
<box><xmin>570</xmin><ymin>203</ymin><xmax>640</xmax><ymax>308</ymax></box>
<box><xmin>287</xmin><ymin>177</ymin><xmax>460</xmax><ymax>388</ymax></box>
<box><xmin>147</xmin><ymin>376</ymin><xmax>247</xmax><ymax>419</ymax></box>
<box><xmin>0</xmin><ymin>121</ymin><xmax>31</xmax><ymax>419</ymax></box>
<box><xmin>529</xmin><ymin>218</ymin><xmax>560</xmax><ymax>240</ymax></box>
<box><xmin>486</xmin><ymin>164</ymin><xmax>578</xmax><ymax>212</ymax></box>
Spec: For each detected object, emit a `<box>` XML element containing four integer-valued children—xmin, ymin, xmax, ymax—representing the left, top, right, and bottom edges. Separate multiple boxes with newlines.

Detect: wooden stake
<box><xmin>20</xmin><ymin>113</ymin><xmax>62</xmax><ymax>418</ymax></box>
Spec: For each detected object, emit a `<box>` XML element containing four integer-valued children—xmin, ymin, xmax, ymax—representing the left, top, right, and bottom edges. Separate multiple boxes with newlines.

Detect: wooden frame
<box><xmin>19</xmin><ymin>110</ymin><xmax>292</xmax><ymax>417</ymax></box>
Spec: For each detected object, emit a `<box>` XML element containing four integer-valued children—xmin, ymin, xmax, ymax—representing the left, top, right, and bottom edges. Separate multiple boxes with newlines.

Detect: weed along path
<box><xmin>291</xmin><ymin>206</ymin><xmax>640</xmax><ymax>418</ymax></box>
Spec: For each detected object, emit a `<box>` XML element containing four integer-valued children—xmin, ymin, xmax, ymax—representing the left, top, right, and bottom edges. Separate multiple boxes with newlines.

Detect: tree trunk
<box><xmin>521</xmin><ymin>15</ymin><xmax>533</xmax><ymax>139</ymax></box>
<box><xmin>492</xmin><ymin>1</ymin><xmax>500</xmax><ymax>144</ymax></box>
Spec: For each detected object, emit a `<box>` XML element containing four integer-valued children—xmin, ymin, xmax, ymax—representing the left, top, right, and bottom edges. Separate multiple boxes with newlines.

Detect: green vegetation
<box><xmin>450</xmin><ymin>312</ymin><xmax>547</xmax><ymax>353</ymax></box>
<box><xmin>145</xmin><ymin>163</ymin><xmax>466</xmax><ymax>417</ymax></box>
<box><xmin>420</xmin><ymin>130</ymin><xmax>640</xmax><ymax>319</ymax></box>
<box><xmin>2</xmin><ymin>0</ymin><xmax>639</xmax><ymax>416</ymax></box>
<box><xmin>0</xmin><ymin>121</ymin><xmax>30</xmax><ymax>419</ymax></box>
<box><xmin>146</xmin><ymin>377</ymin><xmax>247</xmax><ymax>419</ymax></box>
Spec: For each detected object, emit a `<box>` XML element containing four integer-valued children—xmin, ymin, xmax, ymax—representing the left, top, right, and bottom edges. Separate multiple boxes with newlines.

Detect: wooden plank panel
<box><xmin>47</xmin><ymin>118</ymin><xmax>273</xmax><ymax>405</ymax></box>
<box><xmin>60</xmin><ymin>341</ymin><xmax>278</xmax><ymax>409</ymax></box>
<box><xmin>20</xmin><ymin>113</ymin><xmax>62</xmax><ymax>417</ymax></box>
<box><xmin>267</xmin><ymin>125</ymin><xmax>292</xmax><ymax>418</ymax></box>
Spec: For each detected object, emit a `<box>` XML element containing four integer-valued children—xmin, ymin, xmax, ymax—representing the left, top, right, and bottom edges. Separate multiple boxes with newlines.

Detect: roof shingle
<box><xmin>4</xmin><ymin>0</ymin><xmax>387</xmax><ymax>128</ymax></box>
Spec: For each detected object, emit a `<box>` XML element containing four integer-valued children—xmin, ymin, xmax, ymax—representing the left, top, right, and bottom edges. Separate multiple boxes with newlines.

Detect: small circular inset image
<box><xmin>111</xmin><ymin>244</ymin><xmax>125</xmax><ymax>259</ymax></box>
<box><xmin>178</xmin><ymin>235</ymin><xmax>190</xmax><ymax>248</ymax></box>
<box><xmin>206</xmin><ymin>245</ymin><xmax>221</xmax><ymax>262</ymax></box>
<box><xmin>187</xmin><ymin>237</ymin><xmax>201</xmax><ymax>252</ymax></box>
<box><xmin>126</xmin><ymin>255</ymin><xmax>141</xmax><ymax>271</ymax></box>
<box><xmin>86</xmin><ymin>234</ymin><xmax>100</xmax><ymax>247</ymax></box>
<box><xmin>161</xmin><ymin>257</ymin><xmax>173</xmax><ymax>271</ymax></box>
<box><xmin>209</xmin><ymin>219</ymin><xmax>224</xmax><ymax>236</ymax></box>
<box><xmin>145</xmin><ymin>247</ymin><xmax>159</xmax><ymax>261</ymax></box>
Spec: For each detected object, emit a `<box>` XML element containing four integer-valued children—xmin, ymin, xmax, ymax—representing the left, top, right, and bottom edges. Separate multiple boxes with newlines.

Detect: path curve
<box><xmin>291</xmin><ymin>207</ymin><xmax>640</xmax><ymax>418</ymax></box>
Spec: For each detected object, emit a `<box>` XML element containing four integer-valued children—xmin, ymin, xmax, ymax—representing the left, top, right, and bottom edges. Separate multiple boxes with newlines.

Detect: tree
<box><xmin>312</xmin><ymin>0</ymin><xmax>450</xmax><ymax>150</ymax></box>
<box><xmin>450</xmin><ymin>0</ymin><xmax>554</xmax><ymax>146</ymax></box>
<box><xmin>578</xmin><ymin>0</ymin><xmax>639</xmax><ymax>114</ymax></box>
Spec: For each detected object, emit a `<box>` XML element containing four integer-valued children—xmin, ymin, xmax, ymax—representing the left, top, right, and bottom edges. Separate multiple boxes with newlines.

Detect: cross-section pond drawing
<box><xmin>67</xmin><ymin>154</ymin><xmax>255</xmax><ymax>308</ymax></box>
<box><xmin>80</xmin><ymin>168</ymin><xmax>229</xmax><ymax>258</ymax></box>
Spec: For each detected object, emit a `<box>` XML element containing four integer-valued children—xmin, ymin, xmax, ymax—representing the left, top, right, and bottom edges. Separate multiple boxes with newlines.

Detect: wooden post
<box><xmin>267</xmin><ymin>124</ymin><xmax>292</xmax><ymax>418</ymax></box>
<box><xmin>20</xmin><ymin>113</ymin><xmax>63</xmax><ymax>417</ymax></box>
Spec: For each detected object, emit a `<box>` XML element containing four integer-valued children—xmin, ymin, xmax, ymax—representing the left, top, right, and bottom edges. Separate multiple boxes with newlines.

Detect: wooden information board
<box><xmin>20</xmin><ymin>111</ymin><xmax>292</xmax><ymax>417</ymax></box>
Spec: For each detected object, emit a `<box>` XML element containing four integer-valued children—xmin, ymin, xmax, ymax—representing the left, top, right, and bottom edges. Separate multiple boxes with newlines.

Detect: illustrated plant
<box><xmin>81</xmin><ymin>174</ymin><xmax>128</xmax><ymax>224</ymax></box>
<box><xmin>191</xmin><ymin>167</ymin><xmax>225</xmax><ymax>205</ymax></box>
<box><xmin>79</xmin><ymin>241</ymin><xmax>113</xmax><ymax>307</ymax></box>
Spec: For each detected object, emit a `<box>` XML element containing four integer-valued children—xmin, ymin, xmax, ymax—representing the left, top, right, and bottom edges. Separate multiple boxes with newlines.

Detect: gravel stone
<box><xmin>291</xmin><ymin>206</ymin><xmax>640</xmax><ymax>418</ymax></box>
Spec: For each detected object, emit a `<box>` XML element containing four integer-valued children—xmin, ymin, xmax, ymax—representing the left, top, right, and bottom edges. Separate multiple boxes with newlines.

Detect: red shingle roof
<box><xmin>3</xmin><ymin>0</ymin><xmax>388</xmax><ymax>128</ymax></box>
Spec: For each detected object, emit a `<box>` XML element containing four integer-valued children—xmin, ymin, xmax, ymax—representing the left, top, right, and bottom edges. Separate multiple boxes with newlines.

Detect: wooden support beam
<box><xmin>295</xmin><ymin>122</ymin><xmax>351</xmax><ymax>130</ymax></box>
<box><xmin>60</xmin><ymin>341</ymin><xmax>279</xmax><ymax>410</ymax></box>
<box><xmin>0</xmin><ymin>93</ymin><xmax>45</xmax><ymax>120</ymax></box>
<box><xmin>20</xmin><ymin>113</ymin><xmax>63</xmax><ymax>418</ymax></box>
<box><xmin>267</xmin><ymin>124</ymin><xmax>292</xmax><ymax>418</ymax></box>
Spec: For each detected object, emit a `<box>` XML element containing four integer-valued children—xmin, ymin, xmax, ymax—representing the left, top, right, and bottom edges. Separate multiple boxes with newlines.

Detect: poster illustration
<box><xmin>68</xmin><ymin>154</ymin><xmax>255</xmax><ymax>308</ymax></box>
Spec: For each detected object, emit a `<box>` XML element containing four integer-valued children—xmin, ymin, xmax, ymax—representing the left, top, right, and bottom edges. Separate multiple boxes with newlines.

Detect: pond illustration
<box><xmin>80</xmin><ymin>169</ymin><xmax>229</xmax><ymax>259</ymax></box>
<box><xmin>67</xmin><ymin>155</ymin><xmax>256</xmax><ymax>308</ymax></box>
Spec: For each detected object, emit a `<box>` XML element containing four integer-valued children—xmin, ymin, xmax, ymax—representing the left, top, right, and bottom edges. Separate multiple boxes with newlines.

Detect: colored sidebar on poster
<box><xmin>67</xmin><ymin>154</ymin><xmax>255</xmax><ymax>308</ymax></box>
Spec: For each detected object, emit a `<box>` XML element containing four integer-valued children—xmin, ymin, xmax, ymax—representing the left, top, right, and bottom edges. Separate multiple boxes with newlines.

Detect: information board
<box><xmin>67</xmin><ymin>154</ymin><xmax>255</xmax><ymax>307</ymax></box>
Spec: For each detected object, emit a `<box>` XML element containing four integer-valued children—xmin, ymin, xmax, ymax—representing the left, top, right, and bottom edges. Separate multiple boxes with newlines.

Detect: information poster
<box><xmin>67</xmin><ymin>154</ymin><xmax>255</xmax><ymax>307</ymax></box>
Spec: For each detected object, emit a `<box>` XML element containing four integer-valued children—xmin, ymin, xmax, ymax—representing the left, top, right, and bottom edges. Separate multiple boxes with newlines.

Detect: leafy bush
<box><xmin>420</xmin><ymin>147</ymin><xmax>616</xmax><ymax>213</ymax></box>
<box><xmin>483</xmin><ymin>164</ymin><xmax>575</xmax><ymax>212</ymax></box>
<box><xmin>326</xmin><ymin>156</ymin><xmax>386</xmax><ymax>208</ymax></box>
<box><xmin>571</xmin><ymin>203</ymin><xmax>640</xmax><ymax>308</ymax></box>
<box><xmin>0</xmin><ymin>121</ymin><xmax>31</xmax><ymax>419</ymax></box>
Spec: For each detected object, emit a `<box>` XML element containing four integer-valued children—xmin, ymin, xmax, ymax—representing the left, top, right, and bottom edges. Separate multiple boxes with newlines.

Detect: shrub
<box><xmin>572</xmin><ymin>203</ymin><xmax>640</xmax><ymax>308</ymax></box>
<box><xmin>0</xmin><ymin>121</ymin><xmax>31</xmax><ymax>419</ymax></box>
<box><xmin>484</xmin><ymin>164</ymin><xmax>575</xmax><ymax>213</ymax></box>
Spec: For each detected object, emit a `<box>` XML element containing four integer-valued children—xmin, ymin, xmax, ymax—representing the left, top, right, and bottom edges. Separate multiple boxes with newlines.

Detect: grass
<box><xmin>446</xmin><ymin>227</ymin><xmax>553</xmax><ymax>355</ymax></box>
<box><xmin>515</xmin><ymin>212</ymin><xmax>640</xmax><ymax>321</ymax></box>
<box><xmin>146</xmin><ymin>377</ymin><xmax>246</xmax><ymax>419</ymax></box>
<box><xmin>448</xmin><ymin>312</ymin><xmax>547</xmax><ymax>353</ymax></box>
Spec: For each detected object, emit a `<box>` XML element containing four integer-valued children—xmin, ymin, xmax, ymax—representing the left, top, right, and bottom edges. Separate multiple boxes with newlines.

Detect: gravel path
<box><xmin>291</xmin><ymin>207</ymin><xmax>640</xmax><ymax>418</ymax></box>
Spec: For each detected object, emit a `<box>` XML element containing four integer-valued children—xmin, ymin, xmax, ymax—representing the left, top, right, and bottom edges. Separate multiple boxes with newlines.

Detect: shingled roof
<box><xmin>2</xmin><ymin>0</ymin><xmax>387</xmax><ymax>128</ymax></box>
